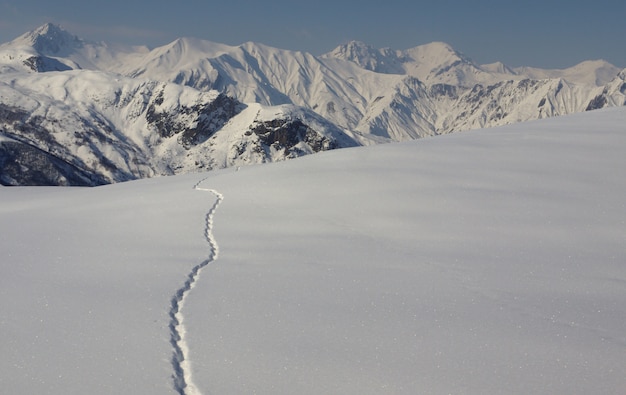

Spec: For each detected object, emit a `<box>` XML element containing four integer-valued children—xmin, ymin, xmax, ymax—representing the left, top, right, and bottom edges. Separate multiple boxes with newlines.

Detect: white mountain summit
<box><xmin>15</xmin><ymin>22</ymin><xmax>84</xmax><ymax>57</ymax></box>
<box><xmin>0</xmin><ymin>23</ymin><xmax>624</xmax><ymax>185</ymax></box>
<box><xmin>321</xmin><ymin>40</ymin><xmax>500</xmax><ymax>87</ymax></box>
<box><xmin>0</xmin><ymin>22</ymin><xmax>150</xmax><ymax>73</ymax></box>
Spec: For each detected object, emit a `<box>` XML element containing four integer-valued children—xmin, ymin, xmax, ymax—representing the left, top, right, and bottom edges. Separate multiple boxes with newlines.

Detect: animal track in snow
<box><xmin>169</xmin><ymin>178</ymin><xmax>223</xmax><ymax>395</ymax></box>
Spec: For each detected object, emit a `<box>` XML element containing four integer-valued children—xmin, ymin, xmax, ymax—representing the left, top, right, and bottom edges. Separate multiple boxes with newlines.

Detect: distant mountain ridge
<box><xmin>321</xmin><ymin>40</ymin><xmax>496</xmax><ymax>86</ymax></box>
<box><xmin>0</xmin><ymin>23</ymin><xmax>625</xmax><ymax>185</ymax></box>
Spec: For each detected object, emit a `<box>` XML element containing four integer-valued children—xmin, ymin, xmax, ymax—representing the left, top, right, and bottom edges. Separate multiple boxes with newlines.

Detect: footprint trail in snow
<box><xmin>169</xmin><ymin>179</ymin><xmax>223</xmax><ymax>395</ymax></box>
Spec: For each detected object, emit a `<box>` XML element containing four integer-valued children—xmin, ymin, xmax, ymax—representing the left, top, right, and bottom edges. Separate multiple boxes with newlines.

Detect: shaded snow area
<box><xmin>1</xmin><ymin>108</ymin><xmax>625</xmax><ymax>394</ymax></box>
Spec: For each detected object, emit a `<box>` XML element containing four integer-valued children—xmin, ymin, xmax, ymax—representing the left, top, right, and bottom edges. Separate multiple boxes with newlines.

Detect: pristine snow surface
<box><xmin>1</xmin><ymin>108</ymin><xmax>625</xmax><ymax>394</ymax></box>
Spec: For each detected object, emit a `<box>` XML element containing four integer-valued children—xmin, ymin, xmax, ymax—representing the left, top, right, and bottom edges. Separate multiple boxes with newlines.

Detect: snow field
<box><xmin>1</xmin><ymin>107</ymin><xmax>625</xmax><ymax>394</ymax></box>
<box><xmin>184</xmin><ymin>107</ymin><xmax>626</xmax><ymax>394</ymax></box>
<box><xmin>0</xmin><ymin>175</ymin><xmax>214</xmax><ymax>394</ymax></box>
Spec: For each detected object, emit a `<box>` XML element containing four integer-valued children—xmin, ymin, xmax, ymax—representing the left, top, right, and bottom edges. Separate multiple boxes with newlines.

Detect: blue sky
<box><xmin>1</xmin><ymin>0</ymin><xmax>624</xmax><ymax>68</ymax></box>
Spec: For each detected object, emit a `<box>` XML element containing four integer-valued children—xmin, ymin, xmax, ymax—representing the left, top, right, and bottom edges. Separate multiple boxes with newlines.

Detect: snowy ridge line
<box><xmin>169</xmin><ymin>177</ymin><xmax>223</xmax><ymax>395</ymax></box>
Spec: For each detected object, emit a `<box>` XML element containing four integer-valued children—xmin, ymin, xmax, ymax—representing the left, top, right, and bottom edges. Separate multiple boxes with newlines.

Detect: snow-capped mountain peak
<box><xmin>514</xmin><ymin>59</ymin><xmax>621</xmax><ymax>87</ymax></box>
<box><xmin>322</xmin><ymin>40</ymin><xmax>404</xmax><ymax>74</ymax></box>
<box><xmin>0</xmin><ymin>23</ymin><xmax>85</xmax><ymax>72</ymax></box>
<box><xmin>0</xmin><ymin>23</ymin><xmax>153</xmax><ymax>73</ymax></box>
<box><xmin>402</xmin><ymin>41</ymin><xmax>477</xmax><ymax>80</ymax></box>
<box><xmin>0</xmin><ymin>23</ymin><xmax>624</xmax><ymax>186</ymax></box>
<box><xmin>480</xmin><ymin>61</ymin><xmax>516</xmax><ymax>75</ymax></box>
<box><xmin>403</xmin><ymin>41</ymin><xmax>466</xmax><ymax>62</ymax></box>
<box><xmin>324</xmin><ymin>40</ymin><xmax>377</xmax><ymax>60</ymax></box>
<box><xmin>12</xmin><ymin>23</ymin><xmax>83</xmax><ymax>56</ymax></box>
<box><xmin>322</xmin><ymin>40</ymin><xmax>503</xmax><ymax>86</ymax></box>
<box><xmin>323</xmin><ymin>41</ymin><xmax>395</xmax><ymax>71</ymax></box>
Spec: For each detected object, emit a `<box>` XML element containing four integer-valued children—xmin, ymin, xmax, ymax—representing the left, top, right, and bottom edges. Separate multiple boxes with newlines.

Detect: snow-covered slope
<box><xmin>0</xmin><ymin>70</ymin><xmax>355</xmax><ymax>185</ymax></box>
<box><xmin>322</xmin><ymin>40</ymin><xmax>509</xmax><ymax>87</ymax></box>
<box><xmin>513</xmin><ymin>59</ymin><xmax>621</xmax><ymax>87</ymax></box>
<box><xmin>585</xmin><ymin>69</ymin><xmax>626</xmax><ymax>111</ymax></box>
<box><xmin>1</xmin><ymin>23</ymin><xmax>625</xmax><ymax>185</ymax></box>
<box><xmin>2</xmin><ymin>107</ymin><xmax>625</xmax><ymax>394</ymax></box>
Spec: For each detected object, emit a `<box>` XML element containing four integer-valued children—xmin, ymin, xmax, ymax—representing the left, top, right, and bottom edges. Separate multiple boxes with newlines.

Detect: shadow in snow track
<box><xmin>169</xmin><ymin>178</ymin><xmax>223</xmax><ymax>395</ymax></box>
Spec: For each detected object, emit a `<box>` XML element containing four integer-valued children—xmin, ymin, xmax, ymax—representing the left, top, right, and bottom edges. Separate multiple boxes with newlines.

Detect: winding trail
<box><xmin>169</xmin><ymin>179</ymin><xmax>223</xmax><ymax>395</ymax></box>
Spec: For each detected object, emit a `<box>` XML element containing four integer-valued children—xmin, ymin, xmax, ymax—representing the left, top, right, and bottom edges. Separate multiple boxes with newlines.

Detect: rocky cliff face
<box><xmin>249</xmin><ymin>118</ymin><xmax>337</xmax><ymax>155</ymax></box>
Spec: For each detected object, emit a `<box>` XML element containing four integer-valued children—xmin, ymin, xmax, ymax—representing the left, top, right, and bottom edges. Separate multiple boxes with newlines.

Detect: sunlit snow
<box><xmin>1</xmin><ymin>108</ymin><xmax>625</xmax><ymax>394</ymax></box>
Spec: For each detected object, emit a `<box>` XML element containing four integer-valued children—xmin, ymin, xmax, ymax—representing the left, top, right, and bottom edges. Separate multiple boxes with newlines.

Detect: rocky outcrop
<box><xmin>22</xmin><ymin>55</ymin><xmax>72</xmax><ymax>72</ymax></box>
<box><xmin>248</xmin><ymin>118</ymin><xmax>337</xmax><ymax>156</ymax></box>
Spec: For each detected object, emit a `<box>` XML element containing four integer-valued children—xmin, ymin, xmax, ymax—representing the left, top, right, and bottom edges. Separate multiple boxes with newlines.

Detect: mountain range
<box><xmin>1</xmin><ymin>23</ymin><xmax>625</xmax><ymax>186</ymax></box>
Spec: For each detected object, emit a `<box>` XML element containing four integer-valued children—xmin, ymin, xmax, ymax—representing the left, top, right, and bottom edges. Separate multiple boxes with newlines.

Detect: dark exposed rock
<box><xmin>180</xmin><ymin>94</ymin><xmax>242</xmax><ymax>148</ymax></box>
<box><xmin>586</xmin><ymin>94</ymin><xmax>608</xmax><ymax>111</ymax></box>
<box><xmin>0</xmin><ymin>140</ymin><xmax>104</xmax><ymax>186</ymax></box>
<box><xmin>517</xmin><ymin>79</ymin><xmax>533</xmax><ymax>91</ymax></box>
<box><xmin>1</xmin><ymin>104</ymin><xmax>71</xmax><ymax>158</ymax></box>
<box><xmin>0</xmin><ymin>103</ymin><xmax>145</xmax><ymax>185</ymax></box>
<box><xmin>146</xmin><ymin>92</ymin><xmax>243</xmax><ymax>148</ymax></box>
<box><xmin>144</xmin><ymin>91</ymin><xmax>177</xmax><ymax>138</ymax></box>
<box><xmin>465</xmin><ymin>82</ymin><xmax>503</xmax><ymax>104</ymax></box>
<box><xmin>555</xmin><ymin>80</ymin><xmax>563</xmax><ymax>96</ymax></box>
<box><xmin>0</xmin><ymin>103</ymin><xmax>29</xmax><ymax>123</ymax></box>
<box><xmin>538</xmin><ymin>97</ymin><xmax>546</xmax><ymax>107</ymax></box>
<box><xmin>23</xmin><ymin>56</ymin><xmax>72</xmax><ymax>72</ymax></box>
<box><xmin>434</xmin><ymin>60</ymin><xmax>463</xmax><ymax>77</ymax></box>
<box><xmin>429</xmin><ymin>84</ymin><xmax>458</xmax><ymax>99</ymax></box>
<box><xmin>248</xmin><ymin>118</ymin><xmax>337</xmax><ymax>154</ymax></box>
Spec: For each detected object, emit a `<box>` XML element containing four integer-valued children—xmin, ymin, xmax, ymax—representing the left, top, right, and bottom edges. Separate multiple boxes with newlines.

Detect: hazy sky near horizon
<box><xmin>0</xmin><ymin>0</ymin><xmax>624</xmax><ymax>68</ymax></box>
